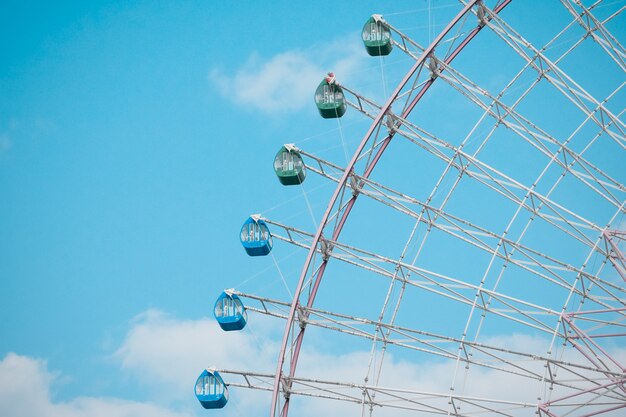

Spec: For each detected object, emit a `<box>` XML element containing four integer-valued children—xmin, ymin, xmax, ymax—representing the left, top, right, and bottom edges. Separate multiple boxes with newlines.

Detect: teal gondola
<box><xmin>214</xmin><ymin>291</ymin><xmax>247</xmax><ymax>331</ymax></box>
<box><xmin>274</xmin><ymin>145</ymin><xmax>306</xmax><ymax>185</ymax></box>
<box><xmin>362</xmin><ymin>15</ymin><xmax>393</xmax><ymax>56</ymax></box>
<box><xmin>314</xmin><ymin>73</ymin><xmax>346</xmax><ymax>119</ymax></box>
<box><xmin>240</xmin><ymin>216</ymin><xmax>273</xmax><ymax>256</ymax></box>
<box><xmin>194</xmin><ymin>369</ymin><xmax>228</xmax><ymax>409</ymax></box>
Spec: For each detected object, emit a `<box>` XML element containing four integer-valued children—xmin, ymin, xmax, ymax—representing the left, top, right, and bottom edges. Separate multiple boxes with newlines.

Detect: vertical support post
<box><xmin>603</xmin><ymin>230</ymin><xmax>626</xmax><ymax>282</ymax></box>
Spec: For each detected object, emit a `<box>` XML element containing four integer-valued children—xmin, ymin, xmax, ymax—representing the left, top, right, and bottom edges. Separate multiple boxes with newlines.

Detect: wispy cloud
<box><xmin>115</xmin><ymin>311</ymin><xmax>626</xmax><ymax>416</ymax></box>
<box><xmin>4</xmin><ymin>311</ymin><xmax>624</xmax><ymax>417</ymax></box>
<box><xmin>114</xmin><ymin>309</ymin><xmax>278</xmax><ymax>402</ymax></box>
<box><xmin>0</xmin><ymin>353</ymin><xmax>194</xmax><ymax>417</ymax></box>
<box><xmin>210</xmin><ymin>38</ymin><xmax>368</xmax><ymax>115</ymax></box>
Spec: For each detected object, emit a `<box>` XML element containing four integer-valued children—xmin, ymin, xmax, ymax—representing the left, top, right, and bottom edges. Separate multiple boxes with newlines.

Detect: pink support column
<box><xmin>603</xmin><ymin>230</ymin><xmax>626</xmax><ymax>282</ymax></box>
<box><xmin>268</xmin><ymin>1</ymin><xmax>515</xmax><ymax>416</ymax></box>
<box><xmin>537</xmin><ymin>230</ymin><xmax>626</xmax><ymax>417</ymax></box>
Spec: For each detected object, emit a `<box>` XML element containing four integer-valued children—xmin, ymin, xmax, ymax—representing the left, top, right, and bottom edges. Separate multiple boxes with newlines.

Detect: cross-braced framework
<box><xmin>208</xmin><ymin>1</ymin><xmax>626</xmax><ymax>416</ymax></box>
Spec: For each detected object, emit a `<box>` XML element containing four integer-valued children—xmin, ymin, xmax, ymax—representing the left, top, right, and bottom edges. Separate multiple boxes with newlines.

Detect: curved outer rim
<box><xmin>270</xmin><ymin>1</ymin><xmax>513</xmax><ymax>416</ymax></box>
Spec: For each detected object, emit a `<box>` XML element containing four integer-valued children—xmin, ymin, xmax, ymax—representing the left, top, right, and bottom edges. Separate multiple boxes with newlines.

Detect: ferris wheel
<box><xmin>196</xmin><ymin>1</ymin><xmax>626</xmax><ymax>416</ymax></box>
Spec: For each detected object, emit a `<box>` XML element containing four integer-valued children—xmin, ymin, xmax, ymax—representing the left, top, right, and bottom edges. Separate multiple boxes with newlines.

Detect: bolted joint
<box><xmin>296</xmin><ymin>304</ymin><xmax>308</xmax><ymax>330</ymax></box>
<box><xmin>284</xmin><ymin>143</ymin><xmax>299</xmax><ymax>153</ymax></box>
<box><xmin>428</xmin><ymin>54</ymin><xmax>440</xmax><ymax>79</ymax></box>
<box><xmin>349</xmin><ymin>172</ymin><xmax>362</xmax><ymax>197</ymax></box>
<box><xmin>476</xmin><ymin>1</ymin><xmax>489</xmax><ymax>27</ymax></box>
<box><xmin>320</xmin><ymin>237</ymin><xmax>333</xmax><ymax>261</ymax></box>
<box><xmin>384</xmin><ymin>110</ymin><xmax>399</xmax><ymax>134</ymax></box>
<box><xmin>280</xmin><ymin>374</ymin><xmax>292</xmax><ymax>399</ymax></box>
<box><xmin>372</xmin><ymin>14</ymin><xmax>385</xmax><ymax>24</ymax></box>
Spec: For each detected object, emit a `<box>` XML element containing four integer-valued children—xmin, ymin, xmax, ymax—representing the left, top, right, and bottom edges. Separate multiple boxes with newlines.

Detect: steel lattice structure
<box><xmin>203</xmin><ymin>1</ymin><xmax>626</xmax><ymax>416</ymax></box>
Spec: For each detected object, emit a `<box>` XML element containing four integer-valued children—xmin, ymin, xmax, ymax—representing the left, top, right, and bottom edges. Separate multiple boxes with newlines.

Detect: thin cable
<box><xmin>262</xmin><ymin>181</ymin><xmax>327</xmax><ymax>216</ymax></box>
<box><xmin>379</xmin><ymin>53</ymin><xmax>389</xmax><ymax>102</ymax></box>
<box><xmin>230</xmin><ymin>399</ymin><xmax>248</xmax><ymax>417</ymax></box>
<box><xmin>233</xmin><ymin>262</ymin><xmax>276</xmax><ymax>290</ymax></box>
<box><xmin>429</xmin><ymin>0</ymin><xmax>432</xmax><ymax>44</ymax></box>
<box><xmin>385</xmin><ymin>1</ymin><xmax>458</xmax><ymax>17</ymax></box>
<box><xmin>299</xmin><ymin>182</ymin><xmax>318</xmax><ymax>229</ymax></box>
<box><xmin>271</xmin><ymin>252</ymin><xmax>293</xmax><ymax>299</ymax></box>
<box><xmin>335</xmin><ymin>117</ymin><xmax>350</xmax><ymax>165</ymax></box>
<box><xmin>234</xmin><ymin>248</ymin><xmax>301</xmax><ymax>291</ymax></box>
<box><xmin>244</xmin><ymin>322</ymin><xmax>266</xmax><ymax>354</ymax></box>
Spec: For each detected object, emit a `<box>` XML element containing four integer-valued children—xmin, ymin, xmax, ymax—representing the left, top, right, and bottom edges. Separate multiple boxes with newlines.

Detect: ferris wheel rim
<box><xmin>196</xmin><ymin>1</ymin><xmax>626</xmax><ymax>414</ymax></box>
<box><xmin>269</xmin><ymin>1</ymin><xmax>516</xmax><ymax>416</ymax></box>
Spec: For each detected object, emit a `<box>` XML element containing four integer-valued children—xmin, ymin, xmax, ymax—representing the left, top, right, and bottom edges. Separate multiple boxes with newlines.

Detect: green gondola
<box><xmin>314</xmin><ymin>74</ymin><xmax>347</xmax><ymax>119</ymax></box>
<box><xmin>274</xmin><ymin>145</ymin><xmax>306</xmax><ymax>185</ymax></box>
<box><xmin>362</xmin><ymin>15</ymin><xmax>393</xmax><ymax>56</ymax></box>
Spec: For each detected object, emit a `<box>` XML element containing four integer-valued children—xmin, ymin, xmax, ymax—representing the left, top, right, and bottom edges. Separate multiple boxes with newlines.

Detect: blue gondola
<box><xmin>214</xmin><ymin>291</ymin><xmax>247</xmax><ymax>331</ymax></box>
<box><xmin>240</xmin><ymin>216</ymin><xmax>273</xmax><ymax>256</ymax></box>
<box><xmin>194</xmin><ymin>369</ymin><xmax>228</xmax><ymax>409</ymax></box>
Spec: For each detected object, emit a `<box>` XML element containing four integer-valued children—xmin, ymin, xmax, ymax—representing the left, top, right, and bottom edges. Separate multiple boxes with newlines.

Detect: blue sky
<box><xmin>1</xmin><ymin>1</ymin><xmax>625</xmax><ymax>417</ymax></box>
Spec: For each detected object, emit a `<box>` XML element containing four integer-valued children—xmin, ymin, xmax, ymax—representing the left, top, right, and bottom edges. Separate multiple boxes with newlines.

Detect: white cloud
<box><xmin>114</xmin><ymin>311</ymin><xmax>626</xmax><ymax>417</ymax></box>
<box><xmin>0</xmin><ymin>353</ymin><xmax>194</xmax><ymax>417</ymax></box>
<box><xmin>210</xmin><ymin>38</ymin><xmax>368</xmax><ymax>114</ymax></box>
<box><xmin>3</xmin><ymin>310</ymin><xmax>624</xmax><ymax>417</ymax></box>
<box><xmin>114</xmin><ymin>309</ymin><xmax>278</xmax><ymax>403</ymax></box>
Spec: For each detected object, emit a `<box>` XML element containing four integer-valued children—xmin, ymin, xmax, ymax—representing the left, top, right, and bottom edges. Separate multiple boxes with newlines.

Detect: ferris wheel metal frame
<box><xmin>201</xmin><ymin>1</ymin><xmax>626</xmax><ymax>416</ymax></box>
